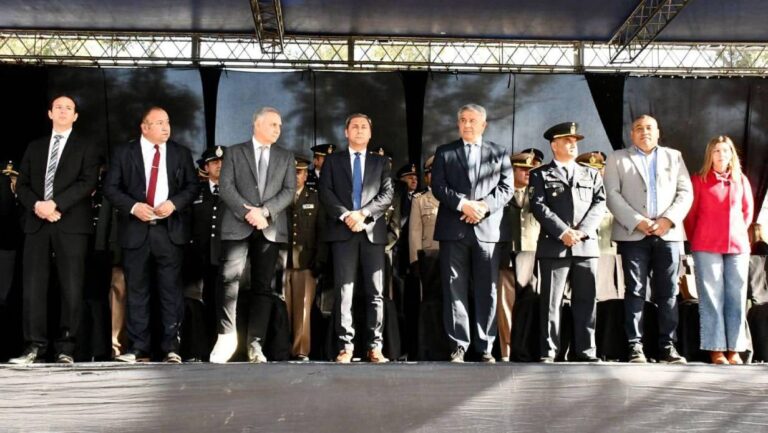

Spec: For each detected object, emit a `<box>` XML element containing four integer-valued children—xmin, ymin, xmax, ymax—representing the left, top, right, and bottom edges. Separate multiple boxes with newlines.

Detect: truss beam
<box><xmin>1</xmin><ymin>30</ymin><xmax>767</xmax><ymax>76</ymax></box>
<box><xmin>608</xmin><ymin>0</ymin><xmax>694</xmax><ymax>64</ymax></box>
<box><xmin>249</xmin><ymin>0</ymin><xmax>285</xmax><ymax>56</ymax></box>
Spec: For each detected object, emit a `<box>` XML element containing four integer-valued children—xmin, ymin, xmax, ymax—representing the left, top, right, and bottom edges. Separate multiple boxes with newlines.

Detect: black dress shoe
<box><xmin>9</xmin><ymin>346</ymin><xmax>41</xmax><ymax>365</ymax></box>
<box><xmin>116</xmin><ymin>350</ymin><xmax>150</xmax><ymax>364</ymax></box>
<box><xmin>449</xmin><ymin>347</ymin><xmax>465</xmax><ymax>363</ymax></box>
<box><xmin>659</xmin><ymin>345</ymin><xmax>687</xmax><ymax>364</ymax></box>
<box><xmin>56</xmin><ymin>353</ymin><xmax>74</xmax><ymax>364</ymax></box>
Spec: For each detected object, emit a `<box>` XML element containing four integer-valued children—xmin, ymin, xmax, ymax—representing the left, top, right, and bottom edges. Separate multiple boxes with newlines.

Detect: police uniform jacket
<box><xmin>288</xmin><ymin>186</ymin><xmax>325</xmax><ymax>270</ymax></box>
<box><xmin>190</xmin><ymin>181</ymin><xmax>223</xmax><ymax>266</ymax></box>
<box><xmin>529</xmin><ymin>161</ymin><xmax>606</xmax><ymax>258</ymax></box>
<box><xmin>508</xmin><ymin>187</ymin><xmax>540</xmax><ymax>253</ymax></box>
<box><xmin>408</xmin><ymin>189</ymin><xmax>439</xmax><ymax>264</ymax></box>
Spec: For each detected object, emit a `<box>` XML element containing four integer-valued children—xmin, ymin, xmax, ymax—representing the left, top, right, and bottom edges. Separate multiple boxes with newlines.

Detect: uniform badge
<box><xmin>215</xmin><ymin>146</ymin><xmax>223</xmax><ymax>157</ymax></box>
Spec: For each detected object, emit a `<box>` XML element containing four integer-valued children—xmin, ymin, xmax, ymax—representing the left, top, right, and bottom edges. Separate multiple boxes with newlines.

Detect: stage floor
<box><xmin>1</xmin><ymin>361</ymin><xmax>767</xmax><ymax>433</ymax></box>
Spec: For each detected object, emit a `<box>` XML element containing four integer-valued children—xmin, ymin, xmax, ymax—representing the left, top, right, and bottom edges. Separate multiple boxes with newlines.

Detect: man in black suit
<box><xmin>103</xmin><ymin>106</ymin><xmax>199</xmax><ymax>363</ymax></box>
<box><xmin>10</xmin><ymin>95</ymin><xmax>100</xmax><ymax>365</ymax></box>
<box><xmin>529</xmin><ymin>122</ymin><xmax>606</xmax><ymax>362</ymax></box>
<box><xmin>210</xmin><ymin>107</ymin><xmax>296</xmax><ymax>363</ymax></box>
<box><xmin>319</xmin><ymin>113</ymin><xmax>394</xmax><ymax>363</ymax></box>
<box><xmin>430</xmin><ymin>103</ymin><xmax>514</xmax><ymax>363</ymax></box>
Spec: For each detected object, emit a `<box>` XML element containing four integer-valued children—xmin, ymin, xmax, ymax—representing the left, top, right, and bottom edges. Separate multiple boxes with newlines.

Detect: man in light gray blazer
<box><xmin>210</xmin><ymin>107</ymin><xmax>296</xmax><ymax>363</ymax></box>
<box><xmin>603</xmin><ymin>114</ymin><xmax>692</xmax><ymax>364</ymax></box>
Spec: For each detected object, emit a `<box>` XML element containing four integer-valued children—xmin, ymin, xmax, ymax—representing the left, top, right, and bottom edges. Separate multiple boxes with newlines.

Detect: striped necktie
<box><xmin>44</xmin><ymin>134</ymin><xmax>64</xmax><ymax>200</ymax></box>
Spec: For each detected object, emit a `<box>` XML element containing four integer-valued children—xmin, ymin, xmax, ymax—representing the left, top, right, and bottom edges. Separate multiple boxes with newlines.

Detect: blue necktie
<box><xmin>352</xmin><ymin>152</ymin><xmax>362</xmax><ymax>210</ymax></box>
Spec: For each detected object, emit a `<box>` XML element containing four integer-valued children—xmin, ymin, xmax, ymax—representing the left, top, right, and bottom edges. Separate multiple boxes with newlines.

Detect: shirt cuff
<box><xmin>457</xmin><ymin>198</ymin><xmax>468</xmax><ymax>212</ymax></box>
<box><xmin>340</xmin><ymin>211</ymin><xmax>351</xmax><ymax>221</ymax></box>
<box><xmin>130</xmin><ymin>203</ymin><xmax>138</xmax><ymax>215</ymax></box>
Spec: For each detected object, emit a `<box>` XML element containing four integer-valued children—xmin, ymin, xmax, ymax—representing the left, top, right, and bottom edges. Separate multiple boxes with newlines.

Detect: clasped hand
<box><xmin>459</xmin><ymin>200</ymin><xmax>488</xmax><ymax>225</ymax></box>
<box><xmin>636</xmin><ymin>217</ymin><xmax>672</xmax><ymax>237</ymax></box>
<box><xmin>34</xmin><ymin>200</ymin><xmax>61</xmax><ymax>222</ymax></box>
<box><xmin>344</xmin><ymin>211</ymin><xmax>367</xmax><ymax>232</ymax></box>
<box><xmin>244</xmin><ymin>204</ymin><xmax>269</xmax><ymax>230</ymax></box>
<box><xmin>133</xmin><ymin>200</ymin><xmax>176</xmax><ymax>222</ymax></box>
<box><xmin>561</xmin><ymin>228</ymin><xmax>586</xmax><ymax>247</ymax></box>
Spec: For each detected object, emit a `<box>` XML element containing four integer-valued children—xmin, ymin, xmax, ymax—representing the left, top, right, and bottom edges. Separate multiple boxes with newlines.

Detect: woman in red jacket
<box><xmin>684</xmin><ymin>135</ymin><xmax>753</xmax><ymax>365</ymax></box>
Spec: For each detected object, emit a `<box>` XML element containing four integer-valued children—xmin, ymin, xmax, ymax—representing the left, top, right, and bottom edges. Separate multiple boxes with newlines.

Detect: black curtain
<box><xmin>586</xmin><ymin>73</ymin><xmax>627</xmax><ymax>151</ymax></box>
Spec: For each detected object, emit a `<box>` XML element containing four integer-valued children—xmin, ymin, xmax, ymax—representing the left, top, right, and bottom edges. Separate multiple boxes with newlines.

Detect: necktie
<box><xmin>515</xmin><ymin>189</ymin><xmax>525</xmax><ymax>208</ymax></box>
<box><xmin>146</xmin><ymin>144</ymin><xmax>160</xmax><ymax>207</ymax></box>
<box><xmin>44</xmin><ymin>134</ymin><xmax>63</xmax><ymax>200</ymax></box>
<box><xmin>257</xmin><ymin>145</ymin><xmax>268</xmax><ymax>196</ymax></box>
<box><xmin>352</xmin><ymin>152</ymin><xmax>363</xmax><ymax>210</ymax></box>
<box><xmin>466</xmin><ymin>143</ymin><xmax>479</xmax><ymax>198</ymax></box>
<box><xmin>212</xmin><ymin>184</ymin><xmax>220</xmax><ymax>204</ymax></box>
<box><xmin>562</xmin><ymin>165</ymin><xmax>571</xmax><ymax>184</ymax></box>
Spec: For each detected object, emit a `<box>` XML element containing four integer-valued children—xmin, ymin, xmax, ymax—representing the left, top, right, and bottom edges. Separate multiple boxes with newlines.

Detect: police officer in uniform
<box><xmin>408</xmin><ymin>155</ymin><xmax>450</xmax><ymax>360</ymax></box>
<box><xmin>306</xmin><ymin>144</ymin><xmax>336</xmax><ymax>190</ymax></box>
<box><xmin>575</xmin><ymin>151</ymin><xmax>624</xmax><ymax>301</ymax></box>
<box><xmin>529</xmin><ymin>122</ymin><xmax>606</xmax><ymax>362</ymax></box>
<box><xmin>285</xmin><ymin>156</ymin><xmax>326</xmax><ymax>361</ymax></box>
<box><xmin>181</xmin><ymin>146</ymin><xmax>225</xmax><ymax>361</ymax></box>
<box><xmin>497</xmin><ymin>148</ymin><xmax>542</xmax><ymax>361</ymax></box>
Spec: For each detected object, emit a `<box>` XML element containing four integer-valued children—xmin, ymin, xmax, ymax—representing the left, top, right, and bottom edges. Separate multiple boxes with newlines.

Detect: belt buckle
<box><xmin>148</xmin><ymin>220</ymin><xmax>157</xmax><ymax>226</ymax></box>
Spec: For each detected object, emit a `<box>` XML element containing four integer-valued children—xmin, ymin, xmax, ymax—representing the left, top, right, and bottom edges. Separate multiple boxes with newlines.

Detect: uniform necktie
<box><xmin>257</xmin><ymin>145</ymin><xmax>268</xmax><ymax>196</ymax></box>
<box><xmin>515</xmin><ymin>189</ymin><xmax>525</xmax><ymax>208</ymax></box>
<box><xmin>44</xmin><ymin>134</ymin><xmax>63</xmax><ymax>200</ymax></box>
<box><xmin>146</xmin><ymin>144</ymin><xmax>160</xmax><ymax>207</ymax></box>
<box><xmin>212</xmin><ymin>184</ymin><xmax>220</xmax><ymax>204</ymax></box>
<box><xmin>352</xmin><ymin>152</ymin><xmax>363</xmax><ymax>210</ymax></box>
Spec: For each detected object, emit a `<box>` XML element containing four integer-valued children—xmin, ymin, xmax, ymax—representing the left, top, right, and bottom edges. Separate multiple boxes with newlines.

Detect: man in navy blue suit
<box><xmin>430</xmin><ymin>104</ymin><xmax>514</xmax><ymax>363</ymax></box>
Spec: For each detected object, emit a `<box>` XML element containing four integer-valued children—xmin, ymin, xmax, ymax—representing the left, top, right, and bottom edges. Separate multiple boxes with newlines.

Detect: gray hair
<box><xmin>457</xmin><ymin>104</ymin><xmax>487</xmax><ymax>121</ymax></box>
<box><xmin>252</xmin><ymin>106</ymin><xmax>281</xmax><ymax>123</ymax></box>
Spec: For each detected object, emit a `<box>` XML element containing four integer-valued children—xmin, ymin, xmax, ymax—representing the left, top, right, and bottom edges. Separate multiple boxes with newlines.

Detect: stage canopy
<box><xmin>1</xmin><ymin>0</ymin><xmax>767</xmax><ymax>42</ymax></box>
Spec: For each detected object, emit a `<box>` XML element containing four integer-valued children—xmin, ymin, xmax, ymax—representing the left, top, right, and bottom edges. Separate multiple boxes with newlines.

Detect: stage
<box><xmin>1</xmin><ymin>362</ymin><xmax>767</xmax><ymax>433</ymax></box>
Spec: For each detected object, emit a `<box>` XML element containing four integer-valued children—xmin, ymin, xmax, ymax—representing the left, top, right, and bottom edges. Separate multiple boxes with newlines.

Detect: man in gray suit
<box><xmin>529</xmin><ymin>122</ymin><xmax>606</xmax><ymax>362</ymax></box>
<box><xmin>319</xmin><ymin>113</ymin><xmax>393</xmax><ymax>363</ymax></box>
<box><xmin>603</xmin><ymin>114</ymin><xmax>692</xmax><ymax>364</ymax></box>
<box><xmin>431</xmin><ymin>103</ymin><xmax>514</xmax><ymax>363</ymax></box>
<box><xmin>210</xmin><ymin>107</ymin><xmax>296</xmax><ymax>363</ymax></box>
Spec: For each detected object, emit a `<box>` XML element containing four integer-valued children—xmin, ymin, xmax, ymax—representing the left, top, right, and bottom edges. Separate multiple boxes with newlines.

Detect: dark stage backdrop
<box><xmin>47</xmin><ymin>68</ymin><xmax>206</xmax><ymax>161</ymax></box>
<box><xmin>215</xmin><ymin>71</ymin><xmax>408</xmax><ymax>168</ymax></box>
<box><xmin>1</xmin><ymin>64</ymin><xmax>768</xmax><ymax>220</ymax></box>
<box><xmin>421</xmin><ymin>73</ymin><xmax>613</xmax><ymax>165</ymax></box>
<box><xmin>623</xmin><ymin>77</ymin><xmax>768</xmax><ymax>221</ymax></box>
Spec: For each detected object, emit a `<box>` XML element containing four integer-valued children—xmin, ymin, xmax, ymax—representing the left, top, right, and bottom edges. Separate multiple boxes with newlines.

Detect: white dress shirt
<box><xmin>457</xmin><ymin>136</ymin><xmax>483</xmax><ymax>211</ymax></box>
<box><xmin>46</xmin><ymin>128</ymin><xmax>73</xmax><ymax>173</ymax></box>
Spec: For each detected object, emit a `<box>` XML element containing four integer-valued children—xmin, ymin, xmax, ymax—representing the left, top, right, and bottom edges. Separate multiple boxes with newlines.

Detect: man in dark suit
<box><xmin>211</xmin><ymin>107</ymin><xmax>296</xmax><ymax>363</ymax></box>
<box><xmin>529</xmin><ymin>122</ymin><xmax>606</xmax><ymax>362</ymax></box>
<box><xmin>10</xmin><ymin>95</ymin><xmax>100</xmax><ymax>365</ymax></box>
<box><xmin>431</xmin><ymin>103</ymin><xmax>514</xmax><ymax>363</ymax></box>
<box><xmin>318</xmin><ymin>113</ymin><xmax>394</xmax><ymax>363</ymax></box>
<box><xmin>103</xmin><ymin>106</ymin><xmax>199</xmax><ymax>364</ymax></box>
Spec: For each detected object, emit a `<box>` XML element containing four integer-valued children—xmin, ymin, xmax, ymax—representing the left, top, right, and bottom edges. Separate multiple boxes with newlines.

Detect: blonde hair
<box><xmin>697</xmin><ymin>135</ymin><xmax>742</xmax><ymax>182</ymax></box>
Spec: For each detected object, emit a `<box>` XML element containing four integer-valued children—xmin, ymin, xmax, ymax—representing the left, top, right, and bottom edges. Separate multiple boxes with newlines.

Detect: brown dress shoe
<box><xmin>710</xmin><ymin>351</ymin><xmax>728</xmax><ymax>365</ymax></box>
<box><xmin>726</xmin><ymin>351</ymin><xmax>743</xmax><ymax>365</ymax></box>
<box><xmin>367</xmin><ymin>348</ymin><xmax>389</xmax><ymax>363</ymax></box>
<box><xmin>335</xmin><ymin>349</ymin><xmax>353</xmax><ymax>363</ymax></box>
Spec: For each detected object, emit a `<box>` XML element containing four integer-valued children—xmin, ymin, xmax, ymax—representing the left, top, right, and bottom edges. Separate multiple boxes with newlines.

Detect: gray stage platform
<box><xmin>1</xmin><ymin>362</ymin><xmax>767</xmax><ymax>433</ymax></box>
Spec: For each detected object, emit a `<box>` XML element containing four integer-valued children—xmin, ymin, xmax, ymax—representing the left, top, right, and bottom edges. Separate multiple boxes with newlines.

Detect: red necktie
<box><xmin>146</xmin><ymin>144</ymin><xmax>160</xmax><ymax>207</ymax></box>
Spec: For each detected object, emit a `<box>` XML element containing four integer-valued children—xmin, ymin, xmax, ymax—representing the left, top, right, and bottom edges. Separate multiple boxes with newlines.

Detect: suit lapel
<box><xmin>129</xmin><ymin>141</ymin><xmax>147</xmax><ymax>189</ymax></box>
<box><xmin>477</xmin><ymin>140</ymin><xmax>494</xmax><ymax>190</ymax></box>
<box><xmin>628</xmin><ymin>149</ymin><xmax>649</xmax><ymax>186</ymax></box>
<box><xmin>454</xmin><ymin>141</ymin><xmax>470</xmax><ymax>178</ymax></box>
<box><xmin>242</xmin><ymin>141</ymin><xmax>259</xmax><ymax>186</ymax></box>
<box><xmin>548</xmin><ymin>161</ymin><xmax>568</xmax><ymax>184</ymax></box>
<box><xmin>264</xmin><ymin>146</ymin><xmax>279</xmax><ymax>193</ymax></box>
<box><xmin>342</xmin><ymin>149</ymin><xmax>353</xmax><ymax>186</ymax></box>
<box><xmin>362</xmin><ymin>152</ymin><xmax>377</xmax><ymax>205</ymax></box>
<box><xmin>165</xmin><ymin>142</ymin><xmax>178</xmax><ymax>194</ymax></box>
<box><xmin>53</xmin><ymin>133</ymin><xmax>77</xmax><ymax>183</ymax></box>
